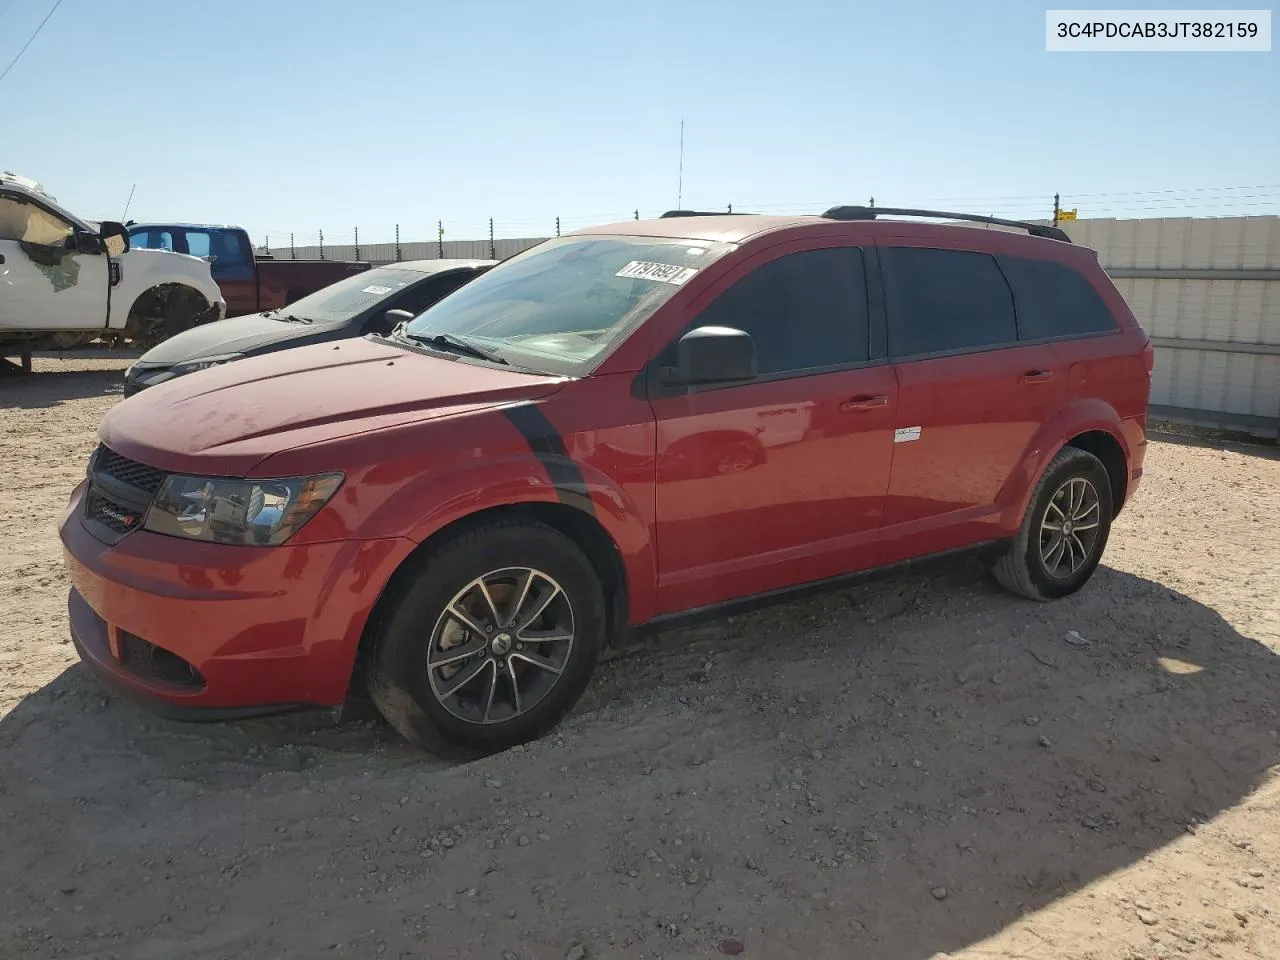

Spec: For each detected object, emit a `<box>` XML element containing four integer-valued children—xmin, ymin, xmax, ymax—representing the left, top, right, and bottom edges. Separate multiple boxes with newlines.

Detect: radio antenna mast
<box><xmin>121</xmin><ymin>183</ymin><xmax>136</xmax><ymax>221</ymax></box>
<box><xmin>677</xmin><ymin>118</ymin><xmax>684</xmax><ymax>208</ymax></box>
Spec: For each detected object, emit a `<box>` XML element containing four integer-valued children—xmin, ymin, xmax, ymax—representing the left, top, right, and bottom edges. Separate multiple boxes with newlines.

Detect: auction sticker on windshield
<box><xmin>616</xmin><ymin>260</ymin><xmax>699</xmax><ymax>285</ymax></box>
<box><xmin>362</xmin><ymin>284</ymin><xmax>394</xmax><ymax>295</ymax></box>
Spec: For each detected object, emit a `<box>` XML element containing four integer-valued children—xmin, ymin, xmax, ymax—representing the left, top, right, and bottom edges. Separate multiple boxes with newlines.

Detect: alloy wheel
<box><xmin>426</xmin><ymin>567</ymin><xmax>575</xmax><ymax>724</ymax></box>
<box><xmin>1039</xmin><ymin>476</ymin><xmax>1102</xmax><ymax>579</ymax></box>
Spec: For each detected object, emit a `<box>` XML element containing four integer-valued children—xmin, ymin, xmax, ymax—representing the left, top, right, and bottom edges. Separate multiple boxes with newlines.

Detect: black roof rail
<box><xmin>659</xmin><ymin>209</ymin><xmax>755</xmax><ymax>218</ymax></box>
<box><xmin>821</xmin><ymin>205</ymin><xmax>1072</xmax><ymax>243</ymax></box>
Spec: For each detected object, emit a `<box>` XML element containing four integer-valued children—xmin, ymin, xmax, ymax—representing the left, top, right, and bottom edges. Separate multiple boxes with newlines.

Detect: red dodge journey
<box><xmin>59</xmin><ymin>207</ymin><xmax>1153</xmax><ymax>756</ymax></box>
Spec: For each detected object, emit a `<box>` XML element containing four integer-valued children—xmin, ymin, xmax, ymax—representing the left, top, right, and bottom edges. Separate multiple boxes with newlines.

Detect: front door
<box><xmin>0</xmin><ymin>190</ymin><xmax>108</xmax><ymax>332</ymax></box>
<box><xmin>876</xmin><ymin>243</ymin><xmax>1067</xmax><ymax>563</ymax></box>
<box><xmin>648</xmin><ymin>244</ymin><xmax>899</xmax><ymax>615</ymax></box>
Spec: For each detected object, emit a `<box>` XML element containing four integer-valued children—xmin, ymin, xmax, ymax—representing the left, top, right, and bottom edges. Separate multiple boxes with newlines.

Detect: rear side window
<box><xmin>998</xmin><ymin>255</ymin><xmax>1118</xmax><ymax>340</ymax></box>
<box><xmin>881</xmin><ymin>247</ymin><xmax>1016</xmax><ymax>358</ymax></box>
<box><xmin>128</xmin><ymin>229</ymin><xmax>174</xmax><ymax>251</ymax></box>
<box><xmin>183</xmin><ymin>230</ymin><xmax>212</xmax><ymax>257</ymax></box>
<box><xmin>693</xmin><ymin>247</ymin><xmax>869</xmax><ymax>376</ymax></box>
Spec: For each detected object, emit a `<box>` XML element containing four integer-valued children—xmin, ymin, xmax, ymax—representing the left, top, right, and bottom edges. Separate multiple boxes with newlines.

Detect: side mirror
<box><xmin>70</xmin><ymin>229</ymin><xmax>105</xmax><ymax>254</ymax></box>
<box><xmin>669</xmin><ymin>325</ymin><xmax>756</xmax><ymax>386</ymax></box>
<box><xmin>97</xmin><ymin>220</ymin><xmax>130</xmax><ymax>257</ymax></box>
<box><xmin>372</xmin><ymin>308</ymin><xmax>415</xmax><ymax>335</ymax></box>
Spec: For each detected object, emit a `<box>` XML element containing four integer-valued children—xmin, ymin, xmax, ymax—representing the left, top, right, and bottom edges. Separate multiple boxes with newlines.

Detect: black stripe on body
<box><xmin>501</xmin><ymin>404</ymin><xmax>595</xmax><ymax>516</ymax></box>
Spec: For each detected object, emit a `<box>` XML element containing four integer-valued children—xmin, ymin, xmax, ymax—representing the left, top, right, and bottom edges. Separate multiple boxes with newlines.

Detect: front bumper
<box><xmin>59</xmin><ymin>480</ymin><xmax>415</xmax><ymax>715</ymax></box>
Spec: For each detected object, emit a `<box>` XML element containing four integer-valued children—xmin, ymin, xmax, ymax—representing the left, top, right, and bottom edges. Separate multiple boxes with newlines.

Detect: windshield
<box><xmin>279</xmin><ymin>267</ymin><xmax>428</xmax><ymax>324</ymax></box>
<box><xmin>402</xmin><ymin>235</ymin><xmax>732</xmax><ymax>376</ymax></box>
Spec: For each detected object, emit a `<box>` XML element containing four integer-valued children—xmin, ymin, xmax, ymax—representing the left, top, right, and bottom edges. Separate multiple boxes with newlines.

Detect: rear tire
<box><xmin>992</xmin><ymin>446</ymin><xmax>1114</xmax><ymax>601</ymax></box>
<box><xmin>366</xmin><ymin>519</ymin><xmax>606</xmax><ymax>759</ymax></box>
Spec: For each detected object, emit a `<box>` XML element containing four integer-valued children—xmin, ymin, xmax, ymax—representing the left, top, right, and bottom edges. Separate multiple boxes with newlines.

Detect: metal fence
<box><xmin>265</xmin><ymin>214</ymin><xmax>1280</xmax><ymax>440</ymax></box>
<box><xmin>1061</xmin><ymin>216</ymin><xmax>1279</xmax><ymax>439</ymax></box>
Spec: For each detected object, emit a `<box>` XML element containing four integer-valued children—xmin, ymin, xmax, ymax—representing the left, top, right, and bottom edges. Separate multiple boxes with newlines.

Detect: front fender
<box><xmin>996</xmin><ymin>397</ymin><xmax>1131</xmax><ymax>531</ymax></box>
<box><xmin>328</xmin><ymin>452</ymin><xmax>658</xmax><ymax>627</ymax></box>
<box><xmin>111</xmin><ymin>251</ymin><xmax>223</xmax><ymax>323</ymax></box>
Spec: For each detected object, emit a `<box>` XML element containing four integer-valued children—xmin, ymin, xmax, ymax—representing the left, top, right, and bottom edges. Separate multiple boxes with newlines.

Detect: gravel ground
<box><xmin>2</xmin><ymin>358</ymin><xmax>1278</xmax><ymax>960</ymax></box>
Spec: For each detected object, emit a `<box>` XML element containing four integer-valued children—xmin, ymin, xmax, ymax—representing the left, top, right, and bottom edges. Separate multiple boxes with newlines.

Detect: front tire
<box><xmin>366</xmin><ymin>519</ymin><xmax>606</xmax><ymax>758</ymax></box>
<box><xmin>992</xmin><ymin>446</ymin><xmax>1114</xmax><ymax>601</ymax></box>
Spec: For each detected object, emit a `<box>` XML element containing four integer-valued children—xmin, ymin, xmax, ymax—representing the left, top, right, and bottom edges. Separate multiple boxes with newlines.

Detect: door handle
<box><xmin>840</xmin><ymin>394</ymin><xmax>889</xmax><ymax>412</ymax></box>
<box><xmin>0</xmin><ymin>254</ymin><xmax>5</xmax><ymax>264</ymax></box>
<box><xmin>1019</xmin><ymin>370</ymin><xmax>1054</xmax><ymax>384</ymax></box>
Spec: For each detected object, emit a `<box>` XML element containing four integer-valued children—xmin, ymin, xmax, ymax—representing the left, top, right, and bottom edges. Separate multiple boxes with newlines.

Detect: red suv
<box><xmin>59</xmin><ymin>207</ymin><xmax>1153</xmax><ymax>756</ymax></box>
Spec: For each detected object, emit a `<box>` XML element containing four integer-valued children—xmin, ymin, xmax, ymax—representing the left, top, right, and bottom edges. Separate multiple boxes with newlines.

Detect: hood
<box><xmin>102</xmin><ymin>337</ymin><xmax>566</xmax><ymax>476</ymax></box>
<box><xmin>134</xmin><ymin>311</ymin><xmax>330</xmax><ymax>365</ymax></box>
<box><xmin>122</xmin><ymin>247</ymin><xmax>209</xmax><ymax>267</ymax></box>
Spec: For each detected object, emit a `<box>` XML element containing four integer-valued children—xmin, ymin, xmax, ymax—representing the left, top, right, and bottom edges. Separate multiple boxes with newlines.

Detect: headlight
<box><xmin>173</xmin><ymin>353</ymin><xmax>242</xmax><ymax>374</ymax></box>
<box><xmin>144</xmin><ymin>472</ymin><xmax>343</xmax><ymax>546</ymax></box>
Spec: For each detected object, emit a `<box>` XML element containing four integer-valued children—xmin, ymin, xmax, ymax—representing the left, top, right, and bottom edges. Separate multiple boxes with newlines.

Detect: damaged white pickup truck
<box><xmin>1</xmin><ymin>172</ymin><xmax>225</xmax><ymax>365</ymax></box>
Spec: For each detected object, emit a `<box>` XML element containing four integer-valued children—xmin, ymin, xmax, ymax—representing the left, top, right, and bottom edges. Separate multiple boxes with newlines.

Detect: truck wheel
<box><xmin>366</xmin><ymin>518</ymin><xmax>606</xmax><ymax>759</ymax></box>
<box><xmin>992</xmin><ymin>446</ymin><xmax>1114</xmax><ymax>601</ymax></box>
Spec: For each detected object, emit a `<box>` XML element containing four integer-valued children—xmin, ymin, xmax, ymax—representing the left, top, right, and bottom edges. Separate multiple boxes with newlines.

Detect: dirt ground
<box><xmin>1</xmin><ymin>358</ymin><xmax>1278</xmax><ymax>960</ymax></box>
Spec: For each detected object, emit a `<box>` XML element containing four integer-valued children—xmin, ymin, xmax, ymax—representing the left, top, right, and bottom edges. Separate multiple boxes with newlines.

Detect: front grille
<box><xmin>85</xmin><ymin>488</ymin><xmax>143</xmax><ymax>535</ymax></box>
<box><xmin>119</xmin><ymin>631</ymin><xmax>205</xmax><ymax>689</ymax></box>
<box><xmin>94</xmin><ymin>445</ymin><xmax>166</xmax><ymax>496</ymax></box>
<box><xmin>82</xmin><ymin>445</ymin><xmax>169</xmax><ymax>543</ymax></box>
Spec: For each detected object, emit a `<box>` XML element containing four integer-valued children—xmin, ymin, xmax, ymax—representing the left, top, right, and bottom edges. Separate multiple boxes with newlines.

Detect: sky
<box><xmin>2</xmin><ymin>0</ymin><xmax>1277</xmax><ymax>246</ymax></box>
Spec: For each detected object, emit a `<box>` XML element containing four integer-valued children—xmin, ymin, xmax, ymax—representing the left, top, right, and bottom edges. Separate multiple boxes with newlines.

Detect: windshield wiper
<box><xmin>277</xmin><ymin>313</ymin><xmax>314</xmax><ymax>324</ymax></box>
<box><xmin>398</xmin><ymin>329</ymin><xmax>508</xmax><ymax>365</ymax></box>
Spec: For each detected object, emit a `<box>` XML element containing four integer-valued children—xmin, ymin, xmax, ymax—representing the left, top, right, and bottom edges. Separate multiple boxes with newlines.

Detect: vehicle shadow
<box><xmin>0</xmin><ymin>563</ymin><xmax>1275</xmax><ymax>959</ymax></box>
<box><xmin>1148</xmin><ymin>426</ymin><xmax>1279</xmax><ymax>460</ymax></box>
<box><xmin>0</xmin><ymin>365</ymin><xmax>127</xmax><ymax>409</ymax></box>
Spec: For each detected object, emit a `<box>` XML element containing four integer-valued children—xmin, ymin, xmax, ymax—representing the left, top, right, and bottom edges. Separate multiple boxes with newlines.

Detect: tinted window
<box><xmin>998</xmin><ymin>255</ymin><xmax>1118</xmax><ymax>340</ymax></box>
<box><xmin>396</xmin><ymin>271</ymin><xmax>475</xmax><ymax>314</ymax></box>
<box><xmin>692</xmin><ymin>248</ymin><xmax>869</xmax><ymax>376</ymax></box>
<box><xmin>881</xmin><ymin>247</ymin><xmax>1016</xmax><ymax>358</ymax></box>
<box><xmin>128</xmin><ymin>229</ymin><xmax>174</xmax><ymax>251</ymax></box>
<box><xmin>184</xmin><ymin>230</ymin><xmax>211</xmax><ymax>257</ymax></box>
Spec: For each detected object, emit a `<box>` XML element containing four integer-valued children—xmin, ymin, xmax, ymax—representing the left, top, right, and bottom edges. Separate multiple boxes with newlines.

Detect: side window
<box><xmin>394</xmin><ymin>274</ymin><xmax>468</xmax><ymax>315</ymax></box>
<box><xmin>208</xmin><ymin>228</ymin><xmax>253</xmax><ymax>279</ymax></box>
<box><xmin>998</xmin><ymin>255</ymin><xmax>1118</xmax><ymax>340</ymax></box>
<box><xmin>183</xmin><ymin>230</ymin><xmax>212</xmax><ymax>258</ymax></box>
<box><xmin>881</xmin><ymin>247</ymin><xmax>1017</xmax><ymax>358</ymax></box>
<box><xmin>128</xmin><ymin>229</ymin><xmax>174</xmax><ymax>251</ymax></box>
<box><xmin>0</xmin><ymin>196</ymin><xmax>72</xmax><ymax>247</ymax></box>
<box><xmin>0</xmin><ymin>196</ymin><xmax>29</xmax><ymax>241</ymax></box>
<box><xmin>691</xmin><ymin>247</ymin><xmax>869</xmax><ymax>376</ymax></box>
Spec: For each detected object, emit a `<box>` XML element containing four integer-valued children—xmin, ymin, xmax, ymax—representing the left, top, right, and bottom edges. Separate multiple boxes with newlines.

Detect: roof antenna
<box><xmin>121</xmin><ymin>183</ymin><xmax>136</xmax><ymax>222</ymax></box>
<box><xmin>677</xmin><ymin>118</ymin><xmax>684</xmax><ymax>209</ymax></box>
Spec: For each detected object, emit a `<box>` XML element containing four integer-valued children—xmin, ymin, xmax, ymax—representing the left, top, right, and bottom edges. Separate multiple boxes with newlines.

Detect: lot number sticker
<box><xmin>616</xmin><ymin>260</ymin><xmax>699</xmax><ymax>285</ymax></box>
<box><xmin>362</xmin><ymin>284</ymin><xmax>394</xmax><ymax>295</ymax></box>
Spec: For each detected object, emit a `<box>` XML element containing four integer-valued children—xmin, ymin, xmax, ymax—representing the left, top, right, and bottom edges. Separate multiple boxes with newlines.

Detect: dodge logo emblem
<box><xmin>100</xmin><ymin>505</ymin><xmax>137</xmax><ymax>528</ymax></box>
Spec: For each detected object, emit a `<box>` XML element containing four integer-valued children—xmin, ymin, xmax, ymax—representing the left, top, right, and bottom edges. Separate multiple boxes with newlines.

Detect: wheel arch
<box><xmin>355</xmin><ymin>499</ymin><xmax>633</xmax><ymax>668</ymax></box>
<box><xmin>1000</xmin><ymin>398</ymin><xmax>1135</xmax><ymax>530</ymax></box>
<box><xmin>125</xmin><ymin>281</ymin><xmax>211</xmax><ymax>318</ymax></box>
<box><xmin>1063</xmin><ymin>429</ymin><xmax>1129</xmax><ymax>516</ymax></box>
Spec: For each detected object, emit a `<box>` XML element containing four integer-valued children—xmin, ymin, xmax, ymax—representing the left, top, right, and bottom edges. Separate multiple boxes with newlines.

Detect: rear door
<box><xmin>877</xmin><ymin>243</ymin><xmax>1066</xmax><ymax>563</ymax></box>
<box><xmin>648</xmin><ymin>243</ymin><xmax>899</xmax><ymax>613</ymax></box>
<box><xmin>995</xmin><ymin>253</ymin><xmax>1132</xmax><ymax>408</ymax></box>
